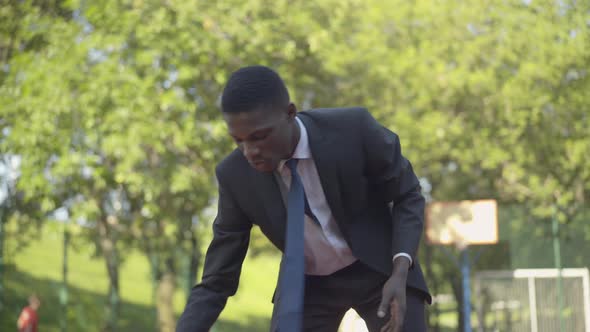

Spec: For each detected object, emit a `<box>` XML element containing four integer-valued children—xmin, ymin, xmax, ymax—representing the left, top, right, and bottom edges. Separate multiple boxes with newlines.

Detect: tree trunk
<box><xmin>186</xmin><ymin>230</ymin><xmax>200</xmax><ymax>295</ymax></box>
<box><xmin>423</xmin><ymin>244</ymin><xmax>440</xmax><ymax>332</ymax></box>
<box><xmin>156</xmin><ymin>259</ymin><xmax>176</xmax><ymax>332</ymax></box>
<box><xmin>98</xmin><ymin>215</ymin><xmax>120</xmax><ymax>332</ymax></box>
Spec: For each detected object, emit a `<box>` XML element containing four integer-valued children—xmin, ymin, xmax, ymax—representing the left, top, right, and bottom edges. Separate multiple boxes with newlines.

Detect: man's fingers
<box><xmin>377</xmin><ymin>293</ymin><xmax>391</xmax><ymax>318</ymax></box>
<box><xmin>389</xmin><ymin>300</ymin><xmax>399</xmax><ymax>322</ymax></box>
<box><xmin>380</xmin><ymin>319</ymin><xmax>392</xmax><ymax>332</ymax></box>
<box><xmin>377</xmin><ymin>303</ymin><xmax>388</xmax><ymax>318</ymax></box>
<box><xmin>395</xmin><ymin>317</ymin><xmax>405</xmax><ymax>332</ymax></box>
<box><xmin>391</xmin><ymin>299</ymin><xmax>405</xmax><ymax>332</ymax></box>
<box><xmin>380</xmin><ymin>301</ymin><xmax>400</xmax><ymax>332</ymax></box>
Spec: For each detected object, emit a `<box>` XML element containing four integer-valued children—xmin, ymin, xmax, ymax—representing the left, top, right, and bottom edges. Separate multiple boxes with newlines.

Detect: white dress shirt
<box><xmin>277</xmin><ymin>117</ymin><xmax>411</xmax><ymax>275</ymax></box>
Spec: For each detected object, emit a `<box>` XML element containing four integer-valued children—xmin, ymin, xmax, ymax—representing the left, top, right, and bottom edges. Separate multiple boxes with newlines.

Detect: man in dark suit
<box><xmin>176</xmin><ymin>66</ymin><xmax>430</xmax><ymax>332</ymax></box>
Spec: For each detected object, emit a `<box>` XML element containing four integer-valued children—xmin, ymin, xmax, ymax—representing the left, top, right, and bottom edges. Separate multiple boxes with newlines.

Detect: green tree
<box><xmin>303</xmin><ymin>1</ymin><xmax>589</xmax><ymax>329</ymax></box>
<box><xmin>2</xmin><ymin>1</ymin><xmax>589</xmax><ymax>331</ymax></box>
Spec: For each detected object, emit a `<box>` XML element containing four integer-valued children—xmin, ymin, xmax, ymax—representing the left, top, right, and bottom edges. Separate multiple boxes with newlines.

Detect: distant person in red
<box><xmin>17</xmin><ymin>294</ymin><xmax>40</xmax><ymax>332</ymax></box>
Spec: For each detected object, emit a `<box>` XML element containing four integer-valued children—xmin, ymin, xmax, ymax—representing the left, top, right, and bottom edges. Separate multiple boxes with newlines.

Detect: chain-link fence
<box><xmin>474</xmin><ymin>269</ymin><xmax>590</xmax><ymax>332</ymax></box>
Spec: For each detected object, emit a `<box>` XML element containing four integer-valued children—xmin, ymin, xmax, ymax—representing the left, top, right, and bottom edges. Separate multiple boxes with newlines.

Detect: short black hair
<box><xmin>221</xmin><ymin>65</ymin><xmax>290</xmax><ymax>113</ymax></box>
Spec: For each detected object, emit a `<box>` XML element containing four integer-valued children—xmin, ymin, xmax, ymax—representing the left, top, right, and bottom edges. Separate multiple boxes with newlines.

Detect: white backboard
<box><xmin>426</xmin><ymin>199</ymin><xmax>498</xmax><ymax>247</ymax></box>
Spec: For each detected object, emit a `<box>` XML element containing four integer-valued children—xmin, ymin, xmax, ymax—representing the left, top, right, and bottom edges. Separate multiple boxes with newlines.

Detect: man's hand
<box><xmin>377</xmin><ymin>257</ymin><xmax>410</xmax><ymax>332</ymax></box>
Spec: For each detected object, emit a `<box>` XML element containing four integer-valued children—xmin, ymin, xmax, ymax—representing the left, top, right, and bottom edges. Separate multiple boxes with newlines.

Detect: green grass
<box><xmin>1</xmin><ymin>224</ymin><xmax>467</xmax><ymax>332</ymax></box>
<box><xmin>0</xmin><ymin>224</ymin><xmax>280</xmax><ymax>332</ymax></box>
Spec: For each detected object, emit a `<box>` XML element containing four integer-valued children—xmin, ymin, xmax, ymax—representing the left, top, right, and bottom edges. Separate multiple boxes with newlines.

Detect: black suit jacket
<box><xmin>176</xmin><ymin>107</ymin><xmax>430</xmax><ymax>332</ymax></box>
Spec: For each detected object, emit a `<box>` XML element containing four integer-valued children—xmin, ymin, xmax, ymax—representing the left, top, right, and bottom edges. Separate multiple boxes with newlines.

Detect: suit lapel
<box><xmin>251</xmin><ymin>168</ymin><xmax>287</xmax><ymax>248</ymax></box>
<box><xmin>250</xmin><ymin>112</ymin><xmax>349</xmax><ymax>248</ymax></box>
<box><xmin>298</xmin><ymin>113</ymin><xmax>349</xmax><ymax>237</ymax></box>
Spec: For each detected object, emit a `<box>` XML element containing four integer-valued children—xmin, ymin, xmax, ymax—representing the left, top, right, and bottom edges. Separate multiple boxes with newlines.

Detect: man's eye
<box><xmin>252</xmin><ymin>133</ymin><xmax>269</xmax><ymax>140</ymax></box>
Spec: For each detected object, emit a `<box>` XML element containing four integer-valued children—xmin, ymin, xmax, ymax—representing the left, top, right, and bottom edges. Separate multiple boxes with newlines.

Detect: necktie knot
<box><xmin>286</xmin><ymin>158</ymin><xmax>299</xmax><ymax>173</ymax></box>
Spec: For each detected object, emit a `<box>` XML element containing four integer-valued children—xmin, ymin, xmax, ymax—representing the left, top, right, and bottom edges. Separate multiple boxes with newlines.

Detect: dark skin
<box><xmin>223</xmin><ymin>103</ymin><xmax>300</xmax><ymax>173</ymax></box>
<box><xmin>223</xmin><ymin>102</ymin><xmax>409</xmax><ymax>332</ymax></box>
<box><xmin>379</xmin><ymin>258</ymin><xmax>410</xmax><ymax>332</ymax></box>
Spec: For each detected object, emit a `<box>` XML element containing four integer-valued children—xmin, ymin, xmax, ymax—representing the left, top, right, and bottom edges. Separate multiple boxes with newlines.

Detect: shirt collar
<box><xmin>291</xmin><ymin>117</ymin><xmax>311</xmax><ymax>159</ymax></box>
<box><xmin>278</xmin><ymin>117</ymin><xmax>311</xmax><ymax>172</ymax></box>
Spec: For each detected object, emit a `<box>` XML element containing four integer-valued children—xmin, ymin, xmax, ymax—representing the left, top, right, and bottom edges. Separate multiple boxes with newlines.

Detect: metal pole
<box><xmin>186</xmin><ymin>252</ymin><xmax>192</xmax><ymax>298</ymax></box>
<box><xmin>0</xmin><ymin>204</ymin><xmax>4</xmax><ymax>312</ymax></box>
<box><xmin>582</xmin><ymin>269</ymin><xmax>590</xmax><ymax>332</ymax></box>
<box><xmin>461</xmin><ymin>247</ymin><xmax>472</xmax><ymax>332</ymax></box>
<box><xmin>552</xmin><ymin>209</ymin><xmax>565</xmax><ymax>331</ymax></box>
<box><xmin>527</xmin><ymin>276</ymin><xmax>539</xmax><ymax>332</ymax></box>
<box><xmin>60</xmin><ymin>223</ymin><xmax>69</xmax><ymax>332</ymax></box>
<box><xmin>0</xmin><ymin>179</ymin><xmax>13</xmax><ymax>313</ymax></box>
<box><xmin>151</xmin><ymin>253</ymin><xmax>159</xmax><ymax>328</ymax></box>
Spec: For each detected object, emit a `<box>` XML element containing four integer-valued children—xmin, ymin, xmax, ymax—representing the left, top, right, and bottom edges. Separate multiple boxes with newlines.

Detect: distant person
<box><xmin>176</xmin><ymin>66</ymin><xmax>431</xmax><ymax>332</ymax></box>
<box><xmin>17</xmin><ymin>294</ymin><xmax>40</xmax><ymax>332</ymax></box>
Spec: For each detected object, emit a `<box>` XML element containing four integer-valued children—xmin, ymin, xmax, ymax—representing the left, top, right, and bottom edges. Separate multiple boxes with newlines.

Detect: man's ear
<box><xmin>286</xmin><ymin>102</ymin><xmax>297</xmax><ymax>120</ymax></box>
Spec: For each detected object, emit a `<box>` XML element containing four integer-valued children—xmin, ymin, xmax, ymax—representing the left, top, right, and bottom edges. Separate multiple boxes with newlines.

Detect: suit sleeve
<box><xmin>176</xmin><ymin>168</ymin><xmax>252</xmax><ymax>332</ymax></box>
<box><xmin>360</xmin><ymin>110</ymin><xmax>425</xmax><ymax>265</ymax></box>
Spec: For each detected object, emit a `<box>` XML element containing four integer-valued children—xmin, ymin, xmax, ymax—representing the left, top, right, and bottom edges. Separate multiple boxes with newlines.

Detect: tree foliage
<box><xmin>1</xmin><ymin>0</ymin><xmax>588</xmax><ymax>331</ymax></box>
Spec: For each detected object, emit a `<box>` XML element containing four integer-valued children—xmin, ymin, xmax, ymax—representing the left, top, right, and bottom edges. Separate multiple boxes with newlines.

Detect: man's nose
<box><xmin>243</xmin><ymin>142</ymin><xmax>260</xmax><ymax>159</ymax></box>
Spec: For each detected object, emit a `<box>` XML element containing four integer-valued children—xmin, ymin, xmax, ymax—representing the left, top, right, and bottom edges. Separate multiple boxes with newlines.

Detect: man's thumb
<box><xmin>377</xmin><ymin>296</ymin><xmax>389</xmax><ymax>318</ymax></box>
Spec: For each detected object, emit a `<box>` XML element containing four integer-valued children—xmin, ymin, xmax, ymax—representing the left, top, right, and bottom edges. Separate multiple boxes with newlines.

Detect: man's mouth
<box><xmin>249</xmin><ymin>159</ymin><xmax>274</xmax><ymax>172</ymax></box>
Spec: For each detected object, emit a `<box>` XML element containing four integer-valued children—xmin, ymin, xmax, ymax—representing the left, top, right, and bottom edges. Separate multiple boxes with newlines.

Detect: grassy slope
<box><xmin>1</xmin><ymin>225</ymin><xmax>279</xmax><ymax>332</ymax></box>
<box><xmin>1</xmin><ymin>222</ymin><xmax>485</xmax><ymax>332</ymax></box>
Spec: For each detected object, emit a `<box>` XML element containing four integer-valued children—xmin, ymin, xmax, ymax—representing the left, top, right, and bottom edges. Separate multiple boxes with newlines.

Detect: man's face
<box><xmin>223</xmin><ymin>104</ymin><xmax>297</xmax><ymax>173</ymax></box>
